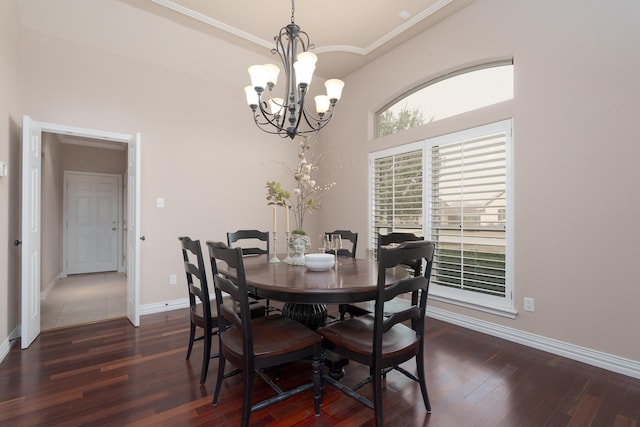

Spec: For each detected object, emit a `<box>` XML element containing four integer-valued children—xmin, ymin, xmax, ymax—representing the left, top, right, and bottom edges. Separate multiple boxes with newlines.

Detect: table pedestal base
<box><xmin>281</xmin><ymin>302</ymin><xmax>327</xmax><ymax>330</ymax></box>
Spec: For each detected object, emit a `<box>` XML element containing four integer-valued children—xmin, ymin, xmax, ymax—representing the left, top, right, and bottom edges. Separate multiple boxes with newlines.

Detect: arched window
<box><xmin>376</xmin><ymin>60</ymin><xmax>514</xmax><ymax>137</ymax></box>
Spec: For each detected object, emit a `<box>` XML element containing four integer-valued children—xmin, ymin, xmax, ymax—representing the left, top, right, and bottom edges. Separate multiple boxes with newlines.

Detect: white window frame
<box><xmin>369</xmin><ymin>120</ymin><xmax>515</xmax><ymax>318</ymax></box>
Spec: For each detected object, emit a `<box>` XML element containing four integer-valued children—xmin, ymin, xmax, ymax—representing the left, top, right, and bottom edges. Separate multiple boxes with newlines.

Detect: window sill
<box><xmin>428</xmin><ymin>292</ymin><xmax>517</xmax><ymax>319</ymax></box>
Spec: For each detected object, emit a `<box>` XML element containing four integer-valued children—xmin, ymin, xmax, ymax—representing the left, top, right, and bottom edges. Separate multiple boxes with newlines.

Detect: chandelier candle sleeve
<box><xmin>244</xmin><ymin>0</ymin><xmax>344</xmax><ymax>139</ymax></box>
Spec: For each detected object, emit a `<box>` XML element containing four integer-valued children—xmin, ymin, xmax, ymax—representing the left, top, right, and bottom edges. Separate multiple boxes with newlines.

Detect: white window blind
<box><xmin>370</xmin><ymin>146</ymin><xmax>423</xmax><ymax>251</ymax></box>
<box><xmin>426</xmin><ymin>120</ymin><xmax>512</xmax><ymax>312</ymax></box>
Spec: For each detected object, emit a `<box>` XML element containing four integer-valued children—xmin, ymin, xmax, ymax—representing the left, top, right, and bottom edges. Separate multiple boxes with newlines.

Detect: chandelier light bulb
<box><xmin>294</xmin><ymin>60</ymin><xmax>315</xmax><ymax>87</ymax></box>
<box><xmin>314</xmin><ymin>95</ymin><xmax>330</xmax><ymax>115</ymax></box>
<box><xmin>263</xmin><ymin>64</ymin><xmax>280</xmax><ymax>88</ymax></box>
<box><xmin>248</xmin><ymin>65</ymin><xmax>268</xmax><ymax>90</ymax></box>
<box><xmin>325</xmin><ymin>79</ymin><xmax>345</xmax><ymax>102</ymax></box>
<box><xmin>296</xmin><ymin>51</ymin><xmax>317</xmax><ymax>65</ymax></box>
<box><xmin>269</xmin><ymin>98</ymin><xmax>285</xmax><ymax>116</ymax></box>
<box><xmin>244</xmin><ymin>85</ymin><xmax>259</xmax><ymax>107</ymax></box>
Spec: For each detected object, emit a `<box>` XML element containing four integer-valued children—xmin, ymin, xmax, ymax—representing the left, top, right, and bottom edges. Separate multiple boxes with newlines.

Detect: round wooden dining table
<box><xmin>226</xmin><ymin>253</ymin><xmax>410</xmax><ymax>305</ymax></box>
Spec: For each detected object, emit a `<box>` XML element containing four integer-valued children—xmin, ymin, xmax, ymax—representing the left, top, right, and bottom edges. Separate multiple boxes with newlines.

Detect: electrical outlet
<box><xmin>524</xmin><ymin>297</ymin><xmax>535</xmax><ymax>312</ymax></box>
<box><xmin>169</xmin><ymin>274</ymin><xmax>177</xmax><ymax>285</ymax></box>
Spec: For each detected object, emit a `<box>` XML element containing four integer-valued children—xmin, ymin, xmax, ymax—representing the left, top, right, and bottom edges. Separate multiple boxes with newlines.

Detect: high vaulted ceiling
<box><xmin>128</xmin><ymin>0</ymin><xmax>476</xmax><ymax>79</ymax></box>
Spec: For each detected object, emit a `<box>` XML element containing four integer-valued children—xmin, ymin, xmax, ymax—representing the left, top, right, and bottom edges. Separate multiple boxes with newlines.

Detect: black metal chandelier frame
<box><xmin>246</xmin><ymin>0</ymin><xmax>343</xmax><ymax>139</ymax></box>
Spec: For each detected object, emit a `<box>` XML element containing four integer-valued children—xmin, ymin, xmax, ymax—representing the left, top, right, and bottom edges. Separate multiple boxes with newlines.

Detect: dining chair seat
<box><xmin>320</xmin><ymin>314</ymin><xmax>420</xmax><ymax>358</ymax></box>
<box><xmin>221</xmin><ymin>315</ymin><xmax>324</xmax><ymax>359</ymax></box>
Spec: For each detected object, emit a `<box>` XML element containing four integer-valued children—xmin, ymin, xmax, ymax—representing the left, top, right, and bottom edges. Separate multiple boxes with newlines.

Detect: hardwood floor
<box><xmin>1</xmin><ymin>307</ymin><xmax>639</xmax><ymax>426</ymax></box>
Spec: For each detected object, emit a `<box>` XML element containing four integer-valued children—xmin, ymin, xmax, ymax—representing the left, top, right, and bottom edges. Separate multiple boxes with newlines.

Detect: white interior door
<box><xmin>21</xmin><ymin>116</ymin><xmax>42</xmax><ymax>349</ymax></box>
<box><xmin>65</xmin><ymin>172</ymin><xmax>120</xmax><ymax>274</ymax></box>
<box><xmin>126</xmin><ymin>133</ymin><xmax>141</xmax><ymax>327</ymax></box>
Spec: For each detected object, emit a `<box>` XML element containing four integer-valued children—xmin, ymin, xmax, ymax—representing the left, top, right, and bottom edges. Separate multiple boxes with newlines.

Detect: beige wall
<box><xmin>41</xmin><ymin>133</ymin><xmax>63</xmax><ymax>291</ymax></box>
<box><xmin>321</xmin><ymin>0</ymin><xmax>640</xmax><ymax>362</ymax></box>
<box><xmin>0</xmin><ymin>0</ymin><xmax>21</xmax><ymax>352</ymax></box>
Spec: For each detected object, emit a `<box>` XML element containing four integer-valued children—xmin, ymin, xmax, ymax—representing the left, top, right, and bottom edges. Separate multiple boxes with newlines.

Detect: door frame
<box><xmin>62</xmin><ymin>171</ymin><xmax>122</xmax><ymax>276</ymax></box>
<box><xmin>21</xmin><ymin>116</ymin><xmax>141</xmax><ymax>348</ymax></box>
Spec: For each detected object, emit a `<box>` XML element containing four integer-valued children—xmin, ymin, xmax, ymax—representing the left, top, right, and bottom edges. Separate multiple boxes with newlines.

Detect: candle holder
<box><xmin>269</xmin><ymin>232</ymin><xmax>281</xmax><ymax>263</ymax></box>
<box><xmin>282</xmin><ymin>232</ymin><xmax>292</xmax><ymax>264</ymax></box>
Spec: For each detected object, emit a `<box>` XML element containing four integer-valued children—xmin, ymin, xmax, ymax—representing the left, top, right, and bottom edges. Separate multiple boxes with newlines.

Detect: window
<box><xmin>370</xmin><ymin>120</ymin><xmax>514</xmax><ymax>317</ymax></box>
<box><xmin>427</xmin><ymin>120</ymin><xmax>513</xmax><ymax>315</ymax></box>
<box><xmin>369</xmin><ymin>142</ymin><xmax>423</xmax><ymax>252</ymax></box>
<box><xmin>376</xmin><ymin>61</ymin><xmax>514</xmax><ymax>137</ymax></box>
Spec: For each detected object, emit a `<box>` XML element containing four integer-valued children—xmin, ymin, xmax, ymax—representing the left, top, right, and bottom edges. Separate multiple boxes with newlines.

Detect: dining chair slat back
<box><xmin>227</xmin><ymin>230</ymin><xmax>269</xmax><ymax>256</ymax></box>
<box><xmin>325</xmin><ymin>229</ymin><xmax>358</xmax><ymax>258</ymax></box>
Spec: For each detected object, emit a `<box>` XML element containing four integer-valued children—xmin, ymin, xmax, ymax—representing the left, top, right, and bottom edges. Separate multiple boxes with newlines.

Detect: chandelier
<box><xmin>244</xmin><ymin>0</ymin><xmax>344</xmax><ymax>139</ymax></box>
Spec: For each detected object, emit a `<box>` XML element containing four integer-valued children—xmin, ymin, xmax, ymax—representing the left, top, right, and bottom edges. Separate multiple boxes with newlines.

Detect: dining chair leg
<box><xmin>416</xmin><ymin>351</ymin><xmax>432</xmax><ymax>412</ymax></box>
<box><xmin>312</xmin><ymin>353</ymin><xmax>323</xmax><ymax>415</ymax></box>
<box><xmin>200</xmin><ymin>327</ymin><xmax>212</xmax><ymax>384</ymax></box>
<box><xmin>373</xmin><ymin>367</ymin><xmax>384</xmax><ymax>426</ymax></box>
<box><xmin>212</xmin><ymin>356</ymin><xmax>226</xmax><ymax>405</ymax></box>
<box><xmin>186</xmin><ymin>323</ymin><xmax>196</xmax><ymax>359</ymax></box>
<box><xmin>241</xmin><ymin>370</ymin><xmax>254</xmax><ymax>427</ymax></box>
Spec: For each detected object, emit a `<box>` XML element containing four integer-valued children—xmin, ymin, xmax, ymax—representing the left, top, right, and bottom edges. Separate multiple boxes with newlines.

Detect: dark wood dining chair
<box><xmin>318</xmin><ymin>240</ymin><xmax>435</xmax><ymax>426</ymax></box>
<box><xmin>339</xmin><ymin>232</ymin><xmax>424</xmax><ymax>320</ymax></box>
<box><xmin>324</xmin><ymin>229</ymin><xmax>358</xmax><ymax>258</ymax></box>
<box><xmin>227</xmin><ymin>229</ymin><xmax>276</xmax><ymax>313</ymax></box>
<box><xmin>227</xmin><ymin>229</ymin><xmax>269</xmax><ymax>256</ymax></box>
<box><xmin>179</xmin><ymin>236</ymin><xmax>265</xmax><ymax>384</ymax></box>
<box><xmin>207</xmin><ymin>241</ymin><xmax>324</xmax><ymax>427</ymax></box>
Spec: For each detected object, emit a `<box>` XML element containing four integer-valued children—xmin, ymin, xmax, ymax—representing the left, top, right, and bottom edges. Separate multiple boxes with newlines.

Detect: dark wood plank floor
<box><xmin>1</xmin><ymin>307</ymin><xmax>639</xmax><ymax>426</ymax></box>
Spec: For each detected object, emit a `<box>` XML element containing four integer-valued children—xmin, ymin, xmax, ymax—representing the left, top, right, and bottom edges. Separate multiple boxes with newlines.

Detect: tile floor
<box><xmin>41</xmin><ymin>272</ymin><xmax>127</xmax><ymax>330</ymax></box>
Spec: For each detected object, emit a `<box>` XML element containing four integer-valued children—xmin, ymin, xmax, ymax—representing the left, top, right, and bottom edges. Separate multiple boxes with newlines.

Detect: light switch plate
<box><xmin>0</xmin><ymin>161</ymin><xmax>7</xmax><ymax>177</ymax></box>
<box><xmin>156</xmin><ymin>197</ymin><xmax>165</xmax><ymax>208</ymax></box>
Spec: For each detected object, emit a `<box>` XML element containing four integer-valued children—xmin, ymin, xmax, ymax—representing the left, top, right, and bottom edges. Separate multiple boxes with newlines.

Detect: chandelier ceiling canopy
<box><xmin>244</xmin><ymin>0</ymin><xmax>344</xmax><ymax>139</ymax></box>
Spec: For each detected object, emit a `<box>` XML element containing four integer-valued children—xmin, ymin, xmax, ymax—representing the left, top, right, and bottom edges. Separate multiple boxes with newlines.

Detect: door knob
<box><xmin>112</xmin><ymin>227</ymin><xmax>117</xmax><ymax>231</ymax></box>
<box><xmin>14</xmin><ymin>240</ymin><xmax>22</xmax><ymax>246</ymax></box>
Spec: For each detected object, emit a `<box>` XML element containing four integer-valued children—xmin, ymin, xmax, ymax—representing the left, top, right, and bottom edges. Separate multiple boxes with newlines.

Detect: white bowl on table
<box><xmin>304</xmin><ymin>253</ymin><xmax>335</xmax><ymax>271</ymax></box>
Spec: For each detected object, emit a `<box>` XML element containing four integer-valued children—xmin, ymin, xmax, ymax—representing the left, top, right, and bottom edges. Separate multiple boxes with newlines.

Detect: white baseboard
<box><xmin>0</xmin><ymin>326</ymin><xmax>21</xmax><ymax>364</ymax></box>
<box><xmin>41</xmin><ymin>273</ymin><xmax>62</xmax><ymax>300</ymax></box>
<box><xmin>427</xmin><ymin>306</ymin><xmax>640</xmax><ymax>380</ymax></box>
<box><xmin>139</xmin><ymin>298</ymin><xmax>190</xmax><ymax>316</ymax></box>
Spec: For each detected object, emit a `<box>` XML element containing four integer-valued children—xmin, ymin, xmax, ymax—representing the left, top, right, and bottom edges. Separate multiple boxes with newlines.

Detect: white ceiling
<box><xmin>129</xmin><ymin>0</ymin><xmax>476</xmax><ymax>79</ymax></box>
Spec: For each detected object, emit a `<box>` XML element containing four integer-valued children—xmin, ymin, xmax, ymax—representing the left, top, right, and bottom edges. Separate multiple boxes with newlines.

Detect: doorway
<box><xmin>41</xmin><ymin>138</ymin><xmax>126</xmax><ymax>330</ymax></box>
<box><xmin>21</xmin><ymin>116</ymin><xmax>141</xmax><ymax>348</ymax></box>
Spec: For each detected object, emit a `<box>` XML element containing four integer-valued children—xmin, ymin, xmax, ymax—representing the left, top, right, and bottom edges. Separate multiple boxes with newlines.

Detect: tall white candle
<box><xmin>286</xmin><ymin>208</ymin><xmax>290</xmax><ymax>232</ymax></box>
<box><xmin>273</xmin><ymin>206</ymin><xmax>277</xmax><ymax>232</ymax></box>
